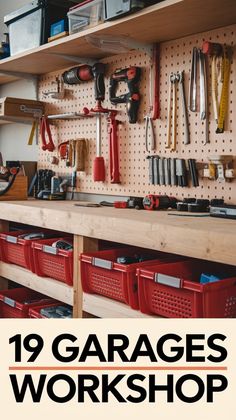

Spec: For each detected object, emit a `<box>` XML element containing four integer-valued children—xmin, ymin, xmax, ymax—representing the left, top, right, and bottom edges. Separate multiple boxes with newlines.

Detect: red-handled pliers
<box><xmin>40</xmin><ymin>116</ymin><xmax>55</xmax><ymax>152</ymax></box>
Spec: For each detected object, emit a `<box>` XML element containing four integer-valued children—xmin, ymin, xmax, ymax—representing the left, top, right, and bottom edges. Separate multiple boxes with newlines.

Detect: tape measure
<box><xmin>216</xmin><ymin>51</ymin><xmax>230</xmax><ymax>134</ymax></box>
<box><xmin>143</xmin><ymin>195</ymin><xmax>177</xmax><ymax>211</ymax></box>
<box><xmin>28</xmin><ymin>121</ymin><xmax>38</xmax><ymax>146</ymax></box>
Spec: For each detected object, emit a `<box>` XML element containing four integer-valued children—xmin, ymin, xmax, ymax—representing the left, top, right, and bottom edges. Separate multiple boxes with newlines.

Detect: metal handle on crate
<box><xmin>92</xmin><ymin>257</ymin><xmax>113</xmax><ymax>270</ymax></box>
<box><xmin>6</xmin><ymin>235</ymin><xmax>17</xmax><ymax>244</ymax></box>
<box><xmin>154</xmin><ymin>273</ymin><xmax>182</xmax><ymax>288</ymax></box>
<box><xmin>3</xmin><ymin>297</ymin><xmax>16</xmax><ymax>307</ymax></box>
<box><xmin>43</xmin><ymin>245</ymin><xmax>58</xmax><ymax>255</ymax></box>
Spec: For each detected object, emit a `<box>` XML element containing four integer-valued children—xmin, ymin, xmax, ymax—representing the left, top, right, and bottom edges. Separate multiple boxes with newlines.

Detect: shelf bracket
<box><xmin>43</xmin><ymin>53</ymin><xmax>97</xmax><ymax>66</ymax></box>
<box><xmin>85</xmin><ymin>34</ymin><xmax>153</xmax><ymax>58</ymax></box>
<box><xmin>0</xmin><ymin>70</ymin><xmax>38</xmax><ymax>82</ymax></box>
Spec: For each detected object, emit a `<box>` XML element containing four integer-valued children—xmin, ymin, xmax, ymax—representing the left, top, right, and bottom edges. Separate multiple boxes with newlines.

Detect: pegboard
<box><xmin>38</xmin><ymin>23</ymin><xmax>236</xmax><ymax>202</ymax></box>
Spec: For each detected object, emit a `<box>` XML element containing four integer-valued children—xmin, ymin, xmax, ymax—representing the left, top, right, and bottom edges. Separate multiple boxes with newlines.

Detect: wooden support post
<box><xmin>0</xmin><ymin>220</ymin><xmax>9</xmax><ymax>232</ymax></box>
<box><xmin>73</xmin><ymin>235</ymin><xmax>98</xmax><ymax>318</ymax></box>
<box><xmin>0</xmin><ymin>220</ymin><xmax>9</xmax><ymax>289</ymax></box>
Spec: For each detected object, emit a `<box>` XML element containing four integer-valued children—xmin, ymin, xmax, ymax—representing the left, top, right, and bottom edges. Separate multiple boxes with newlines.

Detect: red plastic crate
<box><xmin>137</xmin><ymin>260</ymin><xmax>236</xmax><ymax>318</ymax></box>
<box><xmin>80</xmin><ymin>247</ymin><xmax>185</xmax><ymax>309</ymax></box>
<box><xmin>0</xmin><ymin>230</ymin><xmax>61</xmax><ymax>271</ymax></box>
<box><xmin>32</xmin><ymin>237</ymin><xmax>73</xmax><ymax>285</ymax></box>
<box><xmin>0</xmin><ymin>230</ymin><xmax>36</xmax><ymax>270</ymax></box>
<box><xmin>29</xmin><ymin>302</ymin><xmax>62</xmax><ymax>318</ymax></box>
<box><xmin>0</xmin><ymin>287</ymin><xmax>55</xmax><ymax>318</ymax></box>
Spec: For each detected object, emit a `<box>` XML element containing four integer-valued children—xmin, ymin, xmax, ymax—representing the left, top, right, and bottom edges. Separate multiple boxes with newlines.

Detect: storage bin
<box><xmin>4</xmin><ymin>0</ymin><xmax>73</xmax><ymax>55</ymax></box>
<box><xmin>80</xmin><ymin>247</ymin><xmax>185</xmax><ymax>309</ymax></box>
<box><xmin>68</xmin><ymin>0</ymin><xmax>104</xmax><ymax>34</ymax></box>
<box><xmin>29</xmin><ymin>302</ymin><xmax>72</xmax><ymax>318</ymax></box>
<box><xmin>32</xmin><ymin>237</ymin><xmax>73</xmax><ymax>285</ymax></box>
<box><xmin>0</xmin><ymin>230</ymin><xmax>39</xmax><ymax>271</ymax></box>
<box><xmin>137</xmin><ymin>260</ymin><xmax>236</xmax><ymax>318</ymax></box>
<box><xmin>0</xmin><ymin>287</ymin><xmax>54</xmax><ymax>318</ymax></box>
<box><xmin>0</xmin><ymin>230</ymin><xmax>60</xmax><ymax>271</ymax></box>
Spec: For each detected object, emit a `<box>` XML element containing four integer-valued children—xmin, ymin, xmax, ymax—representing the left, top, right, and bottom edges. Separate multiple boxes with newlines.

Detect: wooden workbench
<box><xmin>0</xmin><ymin>200</ymin><xmax>235</xmax><ymax>318</ymax></box>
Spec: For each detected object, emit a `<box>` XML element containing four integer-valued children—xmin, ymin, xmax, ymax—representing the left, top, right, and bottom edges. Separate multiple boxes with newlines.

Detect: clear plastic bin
<box><xmin>68</xmin><ymin>0</ymin><xmax>104</xmax><ymax>34</ymax></box>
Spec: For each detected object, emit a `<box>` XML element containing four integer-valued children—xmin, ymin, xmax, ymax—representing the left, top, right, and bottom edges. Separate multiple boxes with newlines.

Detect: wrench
<box><xmin>166</xmin><ymin>73</ymin><xmax>177</xmax><ymax>151</ymax></box>
<box><xmin>176</xmin><ymin>70</ymin><xmax>190</xmax><ymax>145</ymax></box>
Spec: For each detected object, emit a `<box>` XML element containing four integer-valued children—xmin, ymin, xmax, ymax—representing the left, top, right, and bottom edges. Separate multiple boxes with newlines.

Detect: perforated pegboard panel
<box><xmin>38</xmin><ymin>24</ymin><xmax>236</xmax><ymax>201</ymax></box>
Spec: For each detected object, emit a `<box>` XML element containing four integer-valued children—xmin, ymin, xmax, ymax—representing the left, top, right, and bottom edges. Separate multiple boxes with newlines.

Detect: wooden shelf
<box><xmin>0</xmin><ymin>200</ymin><xmax>235</xmax><ymax>266</ymax></box>
<box><xmin>83</xmin><ymin>293</ymin><xmax>157</xmax><ymax>318</ymax></box>
<box><xmin>0</xmin><ymin>261</ymin><xmax>155</xmax><ymax>318</ymax></box>
<box><xmin>0</xmin><ymin>261</ymin><xmax>73</xmax><ymax>305</ymax></box>
<box><xmin>0</xmin><ymin>0</ymin><xmax>235</xmax><ymax>84</ymax></box>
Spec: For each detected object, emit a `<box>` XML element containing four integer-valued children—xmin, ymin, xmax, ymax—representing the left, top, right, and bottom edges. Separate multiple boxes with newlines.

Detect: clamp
<box><xmin>40</xmin><ymin>116</ymin><xmax>55</xmax><ymax>152</ymax></box>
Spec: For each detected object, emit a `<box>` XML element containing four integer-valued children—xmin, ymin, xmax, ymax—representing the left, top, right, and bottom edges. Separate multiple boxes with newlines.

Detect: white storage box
<box><xmin>68</xmin><ymin>0</ymin><xmax>104</xmax><ymax>34</ymax></box>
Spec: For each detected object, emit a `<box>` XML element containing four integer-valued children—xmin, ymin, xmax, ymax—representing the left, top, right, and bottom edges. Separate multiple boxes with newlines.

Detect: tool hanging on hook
<box><xmin>43</xmin><ymin>76</ymin><xmax>65</xmax><ymax>99</ymax></box>
<box><xmin>203</xmin><ymin>41</ymin><xmax>231</xmax><ymax>134</ymax></box>
<box><xmin>89</xmin><ymin>62</ymin><xmax>106</xmax><ymax>182</ymax></box>
<box><xmin>166</xmin><ymin>73</ymin><xmax>177</xmax><ymax>151</ymax></box>
<box><xmin>108</xmin><ymin>111</ymin><xmax>121</xmax><ymax>184</ymax></box>
<box><xmin>145</xmin><ymin>43</ymin><xmax>160</xmax><ymax>152</ymax></box>
<box><xmin>189</xmin><ymin>47</ymin><xmax>209</xmax><ymax>144</ymax></box>
<box><xmin>40</xmin><ymin>116</ymin><xmax>55</xmax><ymax>152</ymax></box>
<box><xmin>199</xmin><ymin>49</ymin><xmax>209</xmax><ymax>144</ymax></box>
<box><xmin>176</xmin><ymin>71</ymin><xmax>190</xmax><ymax>145</ymax></box>
<box><xmin>109</xmin><ymin>66</ymin><xmax>141</xmax><ymax>123</ymax></box>
<box><xmin>216</xmin><ymin>49</ymin><xmax>230</xmax><ymax>134</ymax></box>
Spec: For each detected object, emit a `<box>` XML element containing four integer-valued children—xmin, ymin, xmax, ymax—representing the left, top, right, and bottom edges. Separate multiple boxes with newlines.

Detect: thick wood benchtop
<box><xmin>0</xmin><ymin>200</ymin><xmax>235</xmax><ymax>265</ymax></box>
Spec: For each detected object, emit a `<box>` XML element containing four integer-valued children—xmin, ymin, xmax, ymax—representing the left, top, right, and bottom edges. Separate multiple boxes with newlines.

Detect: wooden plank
<box><xmin>0</xmin><ymin>261</ymin><xmax>155</xmax><ymax>318</ymax></box>
<box><xmin>0</xmin><ymin>262</ymin><xmax>73</xmax><ymax>305</ymax></box>
<box><xmin>0</xmin><ymin>200</ymin><xmax>235</xmax><ymax>266</ymax></box>
<box><xmin>0</xmin><ymin>220</ymin><xmax>9</xmax><ymax>289</ymax></box>
<box><xmin>0</xmin><ymin>277</ymin><xmax>9</xmax><ymax>289</ymax></box>
<box><xmin>0</xmin><ymin>220</ymin><xmax>9</xmax><ymax>232</ymax></box>
<box><xmin>83</xmin><ymin>293</ymin><xmax>158</xmax><ymax>318</ymax></box>
<box><xmin>0</xmin><ymin>0</ymin><xmax>235</xmax><ymax>82</ymax></box>
<box><xmin>0</xmin><ymin>177</ymin><xmax>28</xmax><ymax>201</ymax></box>
<box><xmin>73</xmin><ymin>236</ymin><xmax>98</xmax><ymax>318</ymax></box>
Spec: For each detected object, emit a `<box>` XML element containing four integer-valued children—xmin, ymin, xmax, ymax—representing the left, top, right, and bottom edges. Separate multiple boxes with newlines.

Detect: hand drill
<box><xmin>109</xmin><ymin>66</ymin><xmax>141</xmax><ymax>123</ymax></box>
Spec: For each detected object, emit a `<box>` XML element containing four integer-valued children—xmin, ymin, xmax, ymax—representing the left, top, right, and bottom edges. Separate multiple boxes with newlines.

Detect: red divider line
<box><xmin>9</xmin><ymin>366</ymin><xmax>228</xmax><ymax>371</ymax></box>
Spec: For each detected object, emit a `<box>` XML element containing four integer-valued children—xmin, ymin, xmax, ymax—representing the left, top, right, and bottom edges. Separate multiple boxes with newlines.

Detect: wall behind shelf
<box><xmin>38</xmin><ymin>24</ymin><xmax>236</xmax><ymax>202</ymax></box>
<box><xmin>0</xmin><ymin>0</ymin><xmax>38</xmax><ymax>162</ymax></box>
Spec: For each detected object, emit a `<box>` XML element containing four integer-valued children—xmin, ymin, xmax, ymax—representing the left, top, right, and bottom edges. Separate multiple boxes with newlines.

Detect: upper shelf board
<box><xmin>0</xmin><ymin>0</ymin><xmax>235</xmax><ymax>84</ymax></box>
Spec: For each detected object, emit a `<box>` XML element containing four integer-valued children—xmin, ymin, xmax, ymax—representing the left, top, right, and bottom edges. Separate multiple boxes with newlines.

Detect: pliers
<box><xmin>145</xmin><ymin>115</ymin><xmax>155</xmax><ymax>152</ymax></box>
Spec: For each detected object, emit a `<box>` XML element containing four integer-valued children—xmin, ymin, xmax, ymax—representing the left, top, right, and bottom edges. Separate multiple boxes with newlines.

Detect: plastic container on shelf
<box><xmin>0</xmin><ymin>287</ymin><xmax>55</xmax><ymax>318</ymax></box>
<box><xmin>137</xmin><ymin>259</ymin><xmax>236</xmax><ymax>318</ymax></box>
<box><xmin>0</xmin><ymin>230</ymin><xmax>42</xmax><ymax>271</ymax></box>
<box><xmin>29</xmin><ymin>302</ymin><xmax>72</xmax><ymax>318</ymax></box>
<box><xmin>0</xmin><ymin>229</ymin><xmax>61</xmax><ymax>271</ymax></box>
<box><xmin>80</xmin><ymin>247</ymin><xmax>185</xmax><ymax>309</ymax></box>
<box><xmin>32</xmin><ymin>237</ymin><xmax>73</xmax><ymax>285</ymax></box>
<box><xmin>4</xmin><ymin>0</ymin><xmax>73</xmax><ymax>56</ymax></box>
<box><xmin>68</xmin><ymin>0</ymin><xmax>104</xmax><ymax>34</ymax></box>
